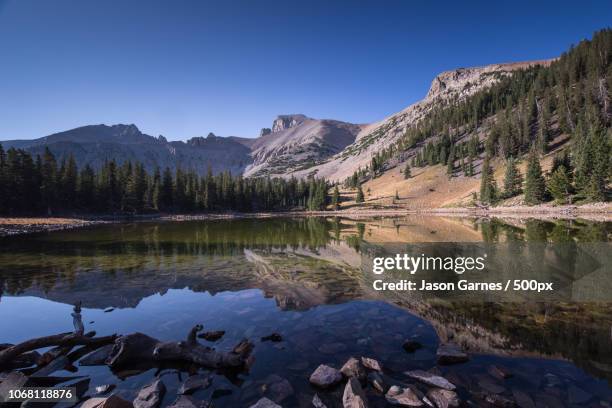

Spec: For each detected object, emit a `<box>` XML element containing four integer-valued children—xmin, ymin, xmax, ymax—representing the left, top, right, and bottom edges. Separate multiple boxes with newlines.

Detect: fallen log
<box><xmin>0</xmin><ymin>332</ymin><xmax>117</xmax><ymax>368</ymax></box>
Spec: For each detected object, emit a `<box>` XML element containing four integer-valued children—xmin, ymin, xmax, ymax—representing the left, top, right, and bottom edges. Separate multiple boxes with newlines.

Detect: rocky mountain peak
<box><xmin>260</xmin><ymin>128</ymin><xmax>272</xmax><ymax>137</ymax></box>
<box><xmin>272</xmin><ymin>114</ymin><xmax>308</xmax><ymax>133</ymax></box>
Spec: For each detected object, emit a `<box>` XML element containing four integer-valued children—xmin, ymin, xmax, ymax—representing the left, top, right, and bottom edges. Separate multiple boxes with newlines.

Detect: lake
<box><xmin>0</xmin><ymin>216</ymin><xmax>610</xmax><ymax>407</ymax></box>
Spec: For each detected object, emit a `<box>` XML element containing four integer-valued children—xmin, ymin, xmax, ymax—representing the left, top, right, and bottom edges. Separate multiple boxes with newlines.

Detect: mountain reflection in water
<box><xmin>0</xmin><ymin>216</ymin><xmax>610</xmax><ymax>406</ymax></box>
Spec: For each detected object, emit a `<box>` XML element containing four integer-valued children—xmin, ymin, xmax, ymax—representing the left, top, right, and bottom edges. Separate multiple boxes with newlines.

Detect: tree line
<box><xmin>0</xmin><ymin>146</ymin><xmax>329</xmax><ymax>215</ymax></box>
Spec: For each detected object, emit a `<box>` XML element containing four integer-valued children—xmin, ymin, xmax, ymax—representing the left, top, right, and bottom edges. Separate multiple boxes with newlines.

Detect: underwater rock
<box><xmin>488</xmin><ymin>365</ymin><xmax>512</xmax><ymax>380</ymax></box>
<box><xmin>312</xmin><ymin>393</ymin><xmax>327</xmax><ymax>408</ymax></box>
<box><xmin>402</xmin><ymin>340</ymin><xmax>422</xmax><ymax>353</ymax></box>
<box><xmin>405</xmin><ymin>370</ymin><xmax>456</xmax><ymax>391</ymax></box>
<box><xmin>367</xmin><ymin>372</ymin><xmax>386</xmax><ymax>393</ymax></box>
<box><xmin>511</xmin><ymin>389</ymin><xmax>535</xmax><ymax>408</ymax></box>
<box><xmin>80</xmin><ymin>345</ymin><xmax>114</xmax><ymax>366</ymax></box>
<box><xmin>309</xmin><ymin>364</ymin><xmax>342</xmax><ymax>388</ymax></box>
<box><xmin>167</xmin><ymin>395</ymin><xmax>212</xmax><ymax>408</ymax></box>
<box><xmin>261</xmin><ymin>333</ymin><xmax>283</xmax><ymax>342</ymax></box>
<box><xmin>263</xmin><ymin>374</ymin><xmax>294</xmax><ymax>403</ymax></box>
<box><xmin>198</xmin><ymin>331</ymin><xmax>225</xmax><ymax>342</ymax></box>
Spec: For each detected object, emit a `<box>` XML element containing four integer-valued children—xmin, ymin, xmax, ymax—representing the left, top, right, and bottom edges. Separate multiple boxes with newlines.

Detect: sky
<box><xmin>0</xmin><ymin>0</ymin><xmax>611</xmax><ymax>141</ymax></box>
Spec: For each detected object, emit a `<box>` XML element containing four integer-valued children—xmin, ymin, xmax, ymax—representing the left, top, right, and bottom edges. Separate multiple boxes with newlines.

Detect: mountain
<box><xmin>290</xmin><ymin>60</ymin><xmax>554</xmax><ymax>182</ymax></box>
<box><xmin>3</xmin><ymin>124</ymin><xmax>252</xmax><ymax>175</ymax></box>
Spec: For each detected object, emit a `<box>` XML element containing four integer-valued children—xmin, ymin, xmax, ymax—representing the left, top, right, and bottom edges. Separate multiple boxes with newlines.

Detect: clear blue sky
<box><xmin>0</xmin><ymin>0</ymin><xmax>610</xmax><ymax>141</ymax></box>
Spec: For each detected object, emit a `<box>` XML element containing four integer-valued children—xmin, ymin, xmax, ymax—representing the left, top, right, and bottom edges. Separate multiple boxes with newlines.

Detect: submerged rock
<box><xmin>261</xmin><ymin>333</ymin><xmax>283</xmax><ymax>342</ymax></box>
<box><xmin>312</xmin><ymin>393</ymin><xmax>327</xmax><ymax>408</ymax></box>
<box><xmin>404</xmin><ymin>370</ymin><xmax>456</xmax><ymax>391</ymax></box>
<box><xmin>479</xmin><ymin>393</ymin><xmax>516</xmax><ymax>407</ymax></box>
<box><xmin>249</xmin><ymin>397</ymin><xmax>282</xmax><ymax>408</ymax></box>
<box><xmin>309</xmin><ymin>364</ymin><xmax>342</xmax><ymax>388</ymax></box>
<box><xmin>343</xmin><ymin>377</ymin><xmax>369</xmax><ymax>408</ymax></box>
<box><xmin>567</xmin><ymin>385</ymin><xmax>592</xmax><ymax>405</ymax></box>
<box><xmin>436</xmin><ymin>343</ymin><xmax>469</xmax><ymax>365</ymax></box>
<box><xmin>360</xmin><ymin>357</ymin><xmax>382</xmax><ymax>372</ymax></box>
<box><xmin>134</xmin><ymin>379</ymin><xmax>166</xmax><ymax>408</ymax></box>
<box><xmin>367</xmin><ymin>371</ymin><xmax>386</xmax><ymax>393</ymax></box>
<box><xmin>426</xmin><ymin>388</ymin><xmax>460</xmax><ymax>408</ymax></box>
<box><xmin>263</xmin><ymin>374</ymin><xmax>294</xmax><ymax>403</ymax></box>
<box><xmin>80</xmin><ymin>345</ymin><xmax>115</xmax><ymax>366</ymax></box>
<box><xmin>402</xmin><ymin>340</ymin><xmax>422</xmax><ymax>353</ymax></box>
<box><xmin>178</xmin><ymin>375</ymin><xmax>211</xmax><ymax>395</ymax></box>
<box><xmin>385</xmin><ymin>385</ymin><xmax>424</xmax><ymax>407</ymax></box>
<box><xmin>478</xmin><ymin>379</ymin><xmax>505</xmax><ymax>394</ymax></box>
<box><xmin>511</xmin><ymin>389</ymin><xmax>535</xmax><ymax>408</ymax></box>
<box><xmin>341</xmin><ymin>357</ymin><xmax>367</xmax><ymax>383</ymax></box>
<box><xmin>488</xmin><ymin>365</ymin><xmax>512</xmax><ymax>380</ymax></box>
<box><xmin>94</xmin><ymin>384</ymin><xmax>116</xmax><ymax>395</ymax></box>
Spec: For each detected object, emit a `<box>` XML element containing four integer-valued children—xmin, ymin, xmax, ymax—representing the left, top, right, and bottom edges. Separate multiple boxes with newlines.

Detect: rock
<box><xmin>0</xmin><ymin>371</ymin><xmax>28</xmax><ymax>401</ymax></box>
<box><xmin>404</xmin><ymin>370</ymin><xmax>456</xmax><ymax>391</ymax></box>
<box><xmin>81</xmin><ymin>395</ymin><xmax>134</xmax><ymax>408</ymax></box>
<box><xmin>133</xmin><ymin>379</ymin><xmax>166</xmax><ymax>408</ymax></box>
<box><xmin>436</xmin><ymin>343</ymin><xmax>469</xmax><ymax>365</ymax></box>
<box><xmin>249</xmin><ymin>397</ymin><xmax>282</xmax><ymax>408</ymax></box>
<box><xmin>178</xmin><ymin>375</ymin><xmax>211</xmax><ymax>395</ymax></box>
<box><xmin>488</xmin><ymin>365</ymin><xmax>512</xmax><ymax>380</ymax></box>
<box><xmin>367</xmin><ymin>372</ymin><xmax>386</xmax><ymax>393</ymax></box>
<box><xmin>341</xmin><ymin>357</ymin><xmax>367</xmax><ymax>383</ymax></box>
<box><xmin>260</xmin><ymin>128</ymin><xmax>272</xmax><ymax>137</ymax></box>
<box><xmin>264</xmin><ymin>375</ymin><xmax>294</xmax><ymax>403</ymax></box>
<box><xmin>426</xmin><ymin>388</ymin><xmax>459</xmax><ymax>408</ymax></box>
<box><xmin>567</xmin><ymin>385</ymin><xmax>592</xmax><ymax>405</ymax></box>
<box><xmin>197</xmin><ymin>331</ymin><xmax>225</xmax><ymax>342</ymax></box>
<box><xmin>309</xmin><ymin>364</ymin><xmax>342</xmax><ymax>388</ymax></box>
<box><xmin>167</xmin><ymin>395</ymin><xmax>212</xmax><ymax>408</ymax></box>
<box><xmin>95</xmin><ymin>384</ymin><xmax>116</xmax><ymax>395</ymax></box>
<box><xmin>478</xmin><ymin>379</ymin><xmax>505</xmax><ymax>394</ymax></box>
<box><xmin>511</xmin><ymin>390</ymin><xmax>535</xmax><ymax>408</ymax></box>
<box><xmin>385</xmin><ymin>385</ymin><xmax>424</xmax><ymax>407</ymax></box>
<box><xmin>312</xmin><ymin>393</ymin><xmax>327</xmax><ymax>408</ymax></box>
<box><xmin>261</xmin><ymin>333</ymin><xmax>283</xmax><ymax>342</ymax></box>
<box><xmin>343</xmin><ymin>377</ymin><xmax>369</xmax><ymax>408</ymax></box>
<box><xmin>543</xmin><ymin>373</ymin><xmax>561</xmax><ymax>387</ymax></box>
<box><xmin>402</xmin><ymin>340</ymin><xmax>422</xmax><ymax>353</ymax></box>
<box><xmin>480</xmin><ymin>393</ymin><xmax>516</xmax><ymax>407</ymax></box>
<box><xmin>80</xmin><ymin>345</ymin><xmax>114</xmax><ymax>366</ymax></box>
<box><xmin>103</xmin><ymin>307</ymin><xmax>114</xmax><ymax>313</ymax></box>
<box><xmin>272</xmin><ymin>114</ymin><xmax>307</xmax><ymax>133</ymax></box>
<box><xmin>360</xmin><ymin>357</ymin><xmax>382</xmax><ymax>372</ymax></box>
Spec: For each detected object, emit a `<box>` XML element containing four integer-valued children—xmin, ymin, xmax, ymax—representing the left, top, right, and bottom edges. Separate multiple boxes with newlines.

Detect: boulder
<box><xmin>197</xmin><ymin>331</ymin><xmax>225</xmax><ymax>342</ymax></box>
<box><xmin>511</xmin><ymin>389</ymin><xmax>535</xmax><ymax>408</ymax></box>
<box><xmin>404</xmin><ymin>370</ymin><xmax>456</xmax><ymax>391</ymax></box>
<box><xmin>309</xmin><ymin>364</ymin><xmax>342</xmax><ymax>388</ymax></box>
<box><xmin>80</xmin><ymin>345</ymin><xmax>114</xmax><ymax>366</ymax></box>
<box><xmin>134</xmin><ymin>379</ymin><xmax>166</xmax><ymax>408</ymax></box>
<box><xmin>167</xmin><ymin>395</ymin><xmax>212</xmax><ymax>408</ymax></box>
<box><xmin>436</xmin><ymin>343</ymin><xmax>468</xmax><ymax>365</ymax></box>
<box><xmin>342</xmin><ymin>377</ymin><xmax>369</xmax><ymax>408</ymax></box>
<box><xmin>488</xmin><ymin>365</ymin><xmax>512</xmax><ymax>380</ymax></box>
<box><xmin>249</xmin><ymin>397</ymin><xmax>282</xmax><ymax>408</ymax></box>
<box><xmin>426</xmin><ymin>388</ymin><xmax>460</xmax><ymax>408</ymax></box>
<box><xmin>81</xmin><ymin>395</ymin><xmax>134</xmax><ymax>408</ymax></box>
<box><xmin>264</xmin><ymin>374</ymin><xmax>294</xmax><ymax>403</ymax></box>
<box><xmin>360</xmin><ymin>357</ymin><xmax>382</xmax><ymax>372</ymax></box>
<box><xmin>385</xmin><ymin>385</ymin><xmax>424</xmax><ymax>407</ymax></box>
<box><xmin>341</xmin><ymin>357</ymin><xmax>366</xmax><ymax>383</ymax></box>
<box><xmin>178</xmin><ymin>375</ymin><xmax>211</xmax><ymax>395</ymax></box>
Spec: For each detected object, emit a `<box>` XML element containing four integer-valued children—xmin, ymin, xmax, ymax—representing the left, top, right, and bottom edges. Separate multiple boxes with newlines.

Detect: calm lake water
<box><xmin>0</xmin><ymin>216</ymin><xmax>610</xmax><ymax>407</ymax></box>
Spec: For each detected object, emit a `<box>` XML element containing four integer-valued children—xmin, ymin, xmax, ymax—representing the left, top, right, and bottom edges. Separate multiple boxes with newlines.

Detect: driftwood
<box><xmin>153</xmin><ymin>325</ymin><xmax>253</xmax><ymax>369</ymax></box>
<box><xmin>0</xmin><ymin>331</ymin><xmax>117</xmax><ymax>368</ymax></box>
<box><xmin>105</xmin><ymin>325</ymin><xmax>253</xmax><ymax>370</ymax></box>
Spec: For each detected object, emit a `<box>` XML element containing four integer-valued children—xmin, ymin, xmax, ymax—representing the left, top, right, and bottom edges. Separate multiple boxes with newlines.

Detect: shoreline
<box><xmin>0</xmin><ymin>203</ymin><xmax>610</xmax><ymax>237</ymax></box>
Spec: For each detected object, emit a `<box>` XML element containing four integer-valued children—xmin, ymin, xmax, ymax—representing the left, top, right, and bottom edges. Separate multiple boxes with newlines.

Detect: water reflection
<box><xmin>0</xmin><ymin>216</ymin><xmax>611</xmax><ymax>405</ymax></box>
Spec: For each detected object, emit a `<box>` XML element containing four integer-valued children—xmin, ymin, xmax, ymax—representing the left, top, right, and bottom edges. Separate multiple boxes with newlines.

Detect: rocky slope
<box><xmin>291</xmin><ymin>60</ymin><xmax>554</xmax><ymax>182</ymax></box>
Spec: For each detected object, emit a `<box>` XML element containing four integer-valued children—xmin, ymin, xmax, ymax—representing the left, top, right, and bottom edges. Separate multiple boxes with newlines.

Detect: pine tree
<box><xmin>547</xmin><ymin>165</ymin><xmax>573</xmax><ymax>204</ymax></box>
<box><xmin>160</xmin><ymin>167</ymin><xmax>174</xmax><ymax>211</ymax></box>
<box><xmin>356</xmin><ymin>185</ymin><xmax>364</xmax><ymax>203</ymax></box>
<box><xmin>78</xmin><ymin>165</ymin><xmax>96</xmax><ymax>209</ymax></box>
<box><xmin>502</xmin><ymin>157</ymin><xmax>523</xmax><ymax>198</ymax></box>
<box><xmin>480</xmin><ymin>155</ymin><xmax>497</xmax><ymax>204</ymax></box>
<box><xmin>331</xmin><ymin>185</ymin><xmax>340</xmax><ymax>210</ymax></box>
<box><xmin>40</xmin><ymin>147</ymin><xmax>57</xmax><ymax>214</ymax></box>
<box><xmin>446</xmin><ymin>146</ymin><xmax>455</xmax><ymax>178</ymax></box>
<box><xmin>524</xmin><ymin>148</ymin><xmax>546</xmax><ymax>205</ymax></box>
<box><xmin>403</xmin><ymin>164</ymin><xmax>411</xmax><ymax>179</ymax></box>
